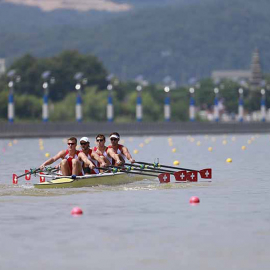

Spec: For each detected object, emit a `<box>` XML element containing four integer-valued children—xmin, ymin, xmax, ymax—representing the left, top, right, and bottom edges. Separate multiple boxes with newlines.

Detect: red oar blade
<box><xmin>174</xmin><ymin>170</ymin><xmax>187</xmax><ymax>181</ymax></box>
<box><xmin>39</xmin><ymin>173</ymin><xmax>45</xmax><ymax>183</ymax></box>
<box><xmin>158</xmin><ymin>173</ymin><xmax>170</xmax><ymax>183</ymax></box>
<box><xmin>12</xmin><ymin>174</ymin><xmax>18</xmax><ymax>185</ymax></box>
<box><xmin>187</xmin><ymin>171</ymin><xmax>198</xmax><ymax>182</ymax></box>
<box><xmin>25</xmin><ymin>170</ymin><xmax>31</xmax><ymax>181</ymax></box>
<box><xmin>199</xmin><ymin>168</ymin><xmax>212</xmax><ymax>179</ymax></box>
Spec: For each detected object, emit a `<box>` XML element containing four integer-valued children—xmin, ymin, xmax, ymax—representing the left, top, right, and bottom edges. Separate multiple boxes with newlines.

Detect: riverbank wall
<box><xmin>1</xmin><ymin>122</ymin><xmax>270</xmax><ymax>138</ymax></box>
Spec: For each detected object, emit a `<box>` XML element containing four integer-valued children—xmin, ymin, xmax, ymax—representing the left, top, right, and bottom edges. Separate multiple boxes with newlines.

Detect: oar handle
<box><xmin>94</xmin><ymin>167</ymin><xmax>111</xmax><ymax>172</ymax></box>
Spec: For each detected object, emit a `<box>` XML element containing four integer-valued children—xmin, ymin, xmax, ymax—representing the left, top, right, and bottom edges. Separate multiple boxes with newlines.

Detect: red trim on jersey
<box><xmin>94</xmin><ymin>146</ymin><xmax>108</xmax><ymax>157</ymax></box>
<box><xmin>107</xmin><ymin>144</ymin><xmax>124</xmax><ymax>152</ymax></box>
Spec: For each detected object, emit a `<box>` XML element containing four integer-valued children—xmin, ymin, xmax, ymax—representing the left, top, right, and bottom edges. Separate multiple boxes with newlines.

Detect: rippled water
<box><xmin>0</xmin><ymin>134</ymin><xmax>270</xmax><ymax>269</ymax></box>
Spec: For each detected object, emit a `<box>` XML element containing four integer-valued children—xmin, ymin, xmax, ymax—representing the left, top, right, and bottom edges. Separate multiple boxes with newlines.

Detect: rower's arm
<box><xmin>40</xmin><ymin>150</ymin><xmax>65</xmax><ymax>169</ymax></box>
<box><xmin>79</xmin><ymin>152</ymin><xmax>96</xmax><ymax>169</ymax></box>
<box><xmin>107</xmin><ymin>149</ymin><xmax>122</xmax><ymax>164</ymax></box>
<box><xmin>122</xmin><ymin>146</ymin><xmax>135</xmax><ymax>163</ymax></box>
<box><xmin>91</xmin><ymin>151</ymin><xmax>106</xmax><ymax>167</ymax></box>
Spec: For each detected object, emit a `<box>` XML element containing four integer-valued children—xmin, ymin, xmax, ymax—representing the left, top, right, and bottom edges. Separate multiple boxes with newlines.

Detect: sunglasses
<box><xmin>80</xmin><ymin>142</ymin><xmax>88</xmax><ymax>145</ymax></box>
<box><xmin>96</xmin><ymin>139</ymin><xmax>104</xmax><ymax>142</ymax></box>
<box><xmin>110</xmin><ymin>138</ymin><xmax>118</xmax><ymax>141</ymax></box>
<box><xmin>68</xmin><ymin>143</ymin><xmax>76</xmax><ymax>146</ymax></box>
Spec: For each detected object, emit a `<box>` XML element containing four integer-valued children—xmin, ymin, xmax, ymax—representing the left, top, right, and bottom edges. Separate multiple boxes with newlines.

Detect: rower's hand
<box><xmin>116</xmin><ymin>160</ymin><xmax>124</xmax><ymax>166</ymax></box>
<box><xmin>89</xmin><ymin>163</ymin><xmax>95</xmax><ymax>170</ymax></box>
<box><xmin>39</xmin><ymin>164</ymin><xmax>45</xmax><ymax>170</ymax></box>
<box><xmin>100</xmin><ymin>162</ymin><xmax>107</xmax><ymax>168</ymax></box>
<box><xmin>129</xmin><ymin>159</ymin><xmax>135</xmax><ymax>163</ymax></box>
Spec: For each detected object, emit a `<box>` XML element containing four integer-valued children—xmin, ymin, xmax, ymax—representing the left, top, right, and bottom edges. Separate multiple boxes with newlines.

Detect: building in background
<box><xmin>0</xmin><ymin>58</ymin><xmax>6</xmax><ymax>76</ymax></box>
<box><xmin>250</xmin><ymin>48</ymin><xmax>263</xmax><ymax>91</ymax></box>
<box><xmin>211</xmin><ymin>70</ymin><xmax>252</xmax><ymax>82</ymax></box>
<box><xmin>211</xmin><ymin>49</ymin><xmax>262</xmax><ymax>87</ymax></box>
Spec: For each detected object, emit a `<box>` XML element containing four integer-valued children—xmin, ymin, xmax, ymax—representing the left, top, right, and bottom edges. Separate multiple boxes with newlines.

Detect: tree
<box><xmin>2</xmin><ymin>51</ymin><xmax>108</xmax><ymax>102</ymax></box>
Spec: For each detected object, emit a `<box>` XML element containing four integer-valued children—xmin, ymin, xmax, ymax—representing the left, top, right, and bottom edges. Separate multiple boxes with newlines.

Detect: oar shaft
<box><xmin>135</xmin><ymin>161</ymin><xmax>198</xmax><ymax>172</ymax></box>
<box><xmin>124</xmin><ymin>163</ymin><xmax>177</xmax><ymax>174</ymax></box>
<box><xmin>104</xmin><ymin>166</ymin><xmax>158</xmax><ymax>177</ymax></box>
<box><xmin>116</xmin><ymin>164</ymin><xmax>174</xmax><ymax>174</ymax></box>
<box><xmin>17</xmin><ymin>168</ymin><xmax>41</xmax><ymax>179</ymax></box>
<box><xmin>16</xmin><ymin>167</ymin><xmax>58</xmax><ymax>179</ymax></box>
<box><xmin>118</xmin><ymin>170</ymin><xmax>158</xmax><ymax>177</ymax></box>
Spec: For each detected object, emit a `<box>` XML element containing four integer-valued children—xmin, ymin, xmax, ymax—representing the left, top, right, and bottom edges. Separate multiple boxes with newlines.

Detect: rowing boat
<box><xmin>13</xmin><ymin>162</ymin><xmax>212</xmax><ymax>188</ymax></box>
<box><xmin>34</xmin><ymin>172</ymin><xmax>156</xmax><ymax>189</ymax></box>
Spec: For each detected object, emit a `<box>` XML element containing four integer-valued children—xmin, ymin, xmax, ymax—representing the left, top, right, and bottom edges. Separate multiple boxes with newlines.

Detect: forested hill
<box><xmin>1</xmin><ymin>0</ymin><xmax>270</xmax><ymax>83</ymax></box>
<box><xmin>113</xmin><ymin>0</ymin><xmax>200</xmax><ymax>8</ymax></box>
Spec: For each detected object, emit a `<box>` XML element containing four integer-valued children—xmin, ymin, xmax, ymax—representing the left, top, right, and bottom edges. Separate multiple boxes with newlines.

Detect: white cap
<box><xmin>80</xmin><ymin>137</ymin><xmax>89</xmax><ymax>143</ymax></box>
<box><xmin>110</xmin><ymin>134</ymin><xmax>119</xmax><ymax>139</ymax></box>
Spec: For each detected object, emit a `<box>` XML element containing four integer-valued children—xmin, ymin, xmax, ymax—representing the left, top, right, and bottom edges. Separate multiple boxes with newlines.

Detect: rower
<box><xmin>92</xmin><ymin>134</ymin><xmax>111</xmax><ymax>167</ymax></box>
<box><xmin>39</xmin><ymin>137</ymin><xmax>97</xmax><ymax>176</ymax></box>
<box><xmin>79</xmin><ymin>137</ymin><xmax>106</xmax><ymax>174</ymax></box>
<box><xmin>107</xmin><ymin>132</ymin><xmax>135</xmax><ymax>165</ymax></box>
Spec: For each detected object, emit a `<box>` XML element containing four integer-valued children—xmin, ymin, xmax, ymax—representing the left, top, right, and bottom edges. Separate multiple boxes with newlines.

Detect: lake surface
<box><xmin>0</xmin><ymin>134</ymin><xmax>269</xmax><ymax>270</ymax></box>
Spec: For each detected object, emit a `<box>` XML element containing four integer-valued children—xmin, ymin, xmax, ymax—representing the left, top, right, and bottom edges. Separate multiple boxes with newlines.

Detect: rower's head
<box><xmin>109</xmin><ymin>132</ymin><xmax>120</xmax><ymax>146</ymax></box>
<box><xmin>67</xmin><ymin>137</ymin><xmax>77</xmax><ymax>150</ymax></box>
<box><xmin>80</xmin><ymin>137</ymin><xmax>90</xmax><ymax>150</ymax></box>
<box><xmin>96</xmin><ymin>134</ymin><xmax>106</xmax><ymax>145</ymax></box>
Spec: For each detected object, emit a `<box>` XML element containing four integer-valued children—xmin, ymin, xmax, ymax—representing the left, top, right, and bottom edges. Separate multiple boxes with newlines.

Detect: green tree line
<box><xmin>0</xmin><ymin>51</ymin><xmax>269</xmax><ymax>122</ymax></box>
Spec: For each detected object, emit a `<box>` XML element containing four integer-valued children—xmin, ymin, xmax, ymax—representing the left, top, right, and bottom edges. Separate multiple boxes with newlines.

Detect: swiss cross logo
<box><xmin>13</xmin><ymin>174</ymin><xmax>18</xmax><ymax>185</ymax></box>
<box><xmin>158</xmin><ymin>173</ymin><xmax>170</xmax><ymax>183</ymax></box>
<box><xmin>25</xmin><ymin>170</ymin><xmax>31</xmax><ymax>181</ymax></box>
<box><xmin>187</xmin><ymin>171</ymin><xmax>198</xmax><ymax>182</ymax></box>
<box><xmin>199</xmin><ymin>168</ymin><xmax>212</xmax><ymax>179</ymax></box>
<box><xmin>40</xmin><ymin>173</ymin><xmax>45</xmax><ymax>183</ymax></box>
<box><xmin>174</xmin><ymin>171</ymin><xmax>187</xmax><ymax>181</ymax></box>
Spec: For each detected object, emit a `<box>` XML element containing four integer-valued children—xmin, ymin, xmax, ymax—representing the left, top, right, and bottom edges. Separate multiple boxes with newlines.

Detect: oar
<box><xmin>109</xmin><ymin>165</ymin><xmax>173</xmax><ymax>175</ymax></box>
<box><xmin>133</xmin><ymin>161</ymin><xmax>197</xmax><ymax>172</ymax></box>
<box><xmin>40</xmin><ymin>168</ymin><xmax>59</xmax><ymax>175</ymax></box>
<box><xmin>13</xmin><ymin>167</ymin><xmax>59</xmax><ymax>184</ymax></box>
<box><xmin>12</xmin><ymin>168</ymin><xmax>42</xmax><ymax>184</ymax></box>
<box><xmin>103</xmin><ymin>166</ymin><xmax>160</xmax><ymax>178</ymax></box>
<box><xmin>103</xmin><ymin>166</ymin><xmax>172</xmax><ymax>183</ymax></box>
<box><xmin>133</xmin><ymin>161</ymin><xmax>212</xmax><ymax>179</ymax></box>
<box><xmin>123</xmin><ymin>163</ymin><xmax>178</xmax><ymax>174</ymax></box>
<box><xmin>50</xmin><ymin>167</ymin><xmax>159</xmax><ymax>179</ymax></box>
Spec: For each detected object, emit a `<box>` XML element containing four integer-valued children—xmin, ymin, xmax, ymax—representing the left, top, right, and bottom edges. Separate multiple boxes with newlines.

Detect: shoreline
<box><xmin>1</xmin><ymin>122</ymin><xmax>270</xmax><ymax>138</ymax></box>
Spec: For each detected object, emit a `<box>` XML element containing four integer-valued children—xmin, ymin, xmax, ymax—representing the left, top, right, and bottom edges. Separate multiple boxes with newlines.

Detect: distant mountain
<box><xmin>113</xmin><ymin>0</ymin><xmax>199</xmax><ymax>8</ymax></box>
<box><xmin>3</xmin><ymin>0</ymin><xmax>199</xmax><ymax>11</ymax></box>
<box><xmin>1</xmin><ymin>0</ymin><xmax>270</xmax><ymax>83</ymax></box>
<box><xmin>3</xmin><ymin>0</ymin><xmax>131</xmax><ymax>12</ymax></box>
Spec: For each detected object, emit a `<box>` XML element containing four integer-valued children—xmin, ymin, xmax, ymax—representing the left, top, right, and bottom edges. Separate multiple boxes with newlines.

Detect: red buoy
<box><xmin>189</xmin><ymin>196</ymin><xmax>200</xmax><ymax>204</ymax></box>
<box><xmin>71</xmin><ymin>207</ymin><xmax>83</xmax><ymax>216</ymax></box>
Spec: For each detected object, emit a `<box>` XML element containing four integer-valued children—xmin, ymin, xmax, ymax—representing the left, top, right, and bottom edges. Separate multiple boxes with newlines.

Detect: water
<box><xmin>0</xmin><ymin>134</ymin><xmax>270</xmax><ymax>269</ymax></box>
